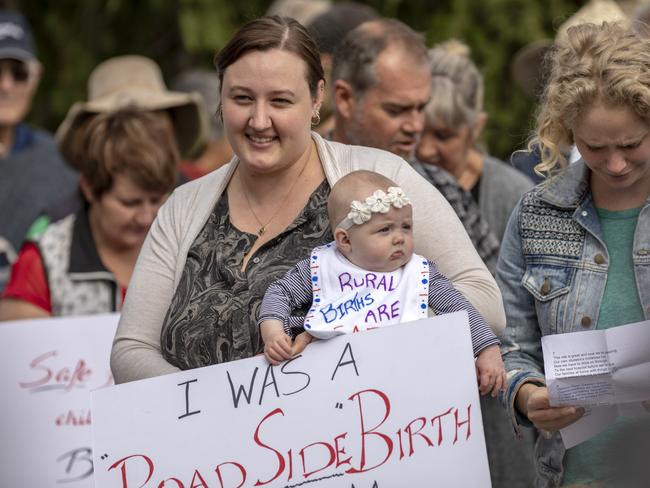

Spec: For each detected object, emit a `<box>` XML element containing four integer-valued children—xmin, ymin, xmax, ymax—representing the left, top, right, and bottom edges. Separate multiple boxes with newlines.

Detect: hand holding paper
<box><xmin>541</xmin><ymin>320</ymin><xmax>650</xmax><ymax>447</ymax></box>
<box><xmin>517</xmin><ymin>383</ymin><xmax>585</xmax><ymax>433</ymax></box>
<box><xmin>542</xmin><ymin>320</ymin><xmax>650</xmax><ymax>408</ymax></box>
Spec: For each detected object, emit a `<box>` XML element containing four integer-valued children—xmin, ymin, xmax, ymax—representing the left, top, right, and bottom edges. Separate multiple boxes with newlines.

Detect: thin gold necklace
<box><xmin>239</xmin><ymin>151</ymin><xmax>312</xmax><ymax>236</ymax></box>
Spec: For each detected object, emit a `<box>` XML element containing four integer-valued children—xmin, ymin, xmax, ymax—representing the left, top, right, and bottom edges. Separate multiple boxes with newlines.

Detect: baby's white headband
<box><xmin>336</xmin><ymin>186</ymin><xmax>411</xmax><ymax>230</ymax></box>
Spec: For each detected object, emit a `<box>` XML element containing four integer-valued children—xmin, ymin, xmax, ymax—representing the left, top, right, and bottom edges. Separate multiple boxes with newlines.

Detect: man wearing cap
<box><xmin>0</xmin><ymin>10</ymin><xmax>77</xmax><ymax>292</ymax></box>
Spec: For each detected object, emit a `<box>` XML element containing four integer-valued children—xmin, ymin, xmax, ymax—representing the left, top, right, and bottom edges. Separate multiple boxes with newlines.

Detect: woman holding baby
<box><xmin>110</xmin><ymin>16</ymin><xmax>504</xmax><ymax>383</ymax></box>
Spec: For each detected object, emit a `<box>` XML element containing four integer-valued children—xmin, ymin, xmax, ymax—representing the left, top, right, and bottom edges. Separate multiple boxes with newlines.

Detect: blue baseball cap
<box><xmin>0</xmin><ymin>11</ymin><xmax>36</xmax><ymax>62</ymax></box>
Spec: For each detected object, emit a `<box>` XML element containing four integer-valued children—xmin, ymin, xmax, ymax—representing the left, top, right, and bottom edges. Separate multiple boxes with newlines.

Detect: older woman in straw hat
<box><xmin>0</xmin><ymin>55</ymin><xmax>207</xmax><ymax>320</ymax></box>
<box><xmin>110</xmin><ymin>16</ymin><xmax>505</xmax><ymax>383</ymax></box>
<box><xmin>57</xmin><ymin>55</ymin><xmax>208</xmax><ymax>160</ymax></box>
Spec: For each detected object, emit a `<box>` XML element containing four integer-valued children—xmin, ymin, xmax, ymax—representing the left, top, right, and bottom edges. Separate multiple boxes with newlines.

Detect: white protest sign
<box><xmin>92</xmin><ymin>312</ymin><xmax>491</xmax><ymax>487</ymax></box>
<box><xmin>0</xmin><ymin>313</ymin><xmax>118</xmax><ymax>486</ymax></box>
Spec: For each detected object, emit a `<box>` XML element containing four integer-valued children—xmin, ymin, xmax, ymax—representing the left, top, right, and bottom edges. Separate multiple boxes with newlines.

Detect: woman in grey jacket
<box><xmin>415</xmin><ymin>40</ymin><xmax>533</xmax><ymax>246</ymax></box>
<box><xmin>110</xmin><ymin>16</ymin><xmax>505</xmax><ymax>384</ymax></box>
<box><xmin>497</xmin><ymin>23</ymin><xmax>650</xmax><ymax>487</ymax></box>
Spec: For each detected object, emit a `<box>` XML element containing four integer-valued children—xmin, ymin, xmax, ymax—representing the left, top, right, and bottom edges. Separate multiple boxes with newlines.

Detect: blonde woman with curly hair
<box><xmin>497</xmin><ymin>22</ymin><xmax>650</xmax><ymax>486</ymax></box>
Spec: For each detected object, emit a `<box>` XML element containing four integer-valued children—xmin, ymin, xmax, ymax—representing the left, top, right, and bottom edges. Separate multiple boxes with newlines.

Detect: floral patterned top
<box><xmin>160</xmin><ymin>180</ymin><xmax>332</xmax><ymax>369</ymax></box>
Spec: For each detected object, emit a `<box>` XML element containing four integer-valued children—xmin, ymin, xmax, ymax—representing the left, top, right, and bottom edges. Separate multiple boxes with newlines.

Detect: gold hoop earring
<box><xmin>311</xmin><ymin>111</ymin><xmax>321</xmax><ymax>127</ymax></box>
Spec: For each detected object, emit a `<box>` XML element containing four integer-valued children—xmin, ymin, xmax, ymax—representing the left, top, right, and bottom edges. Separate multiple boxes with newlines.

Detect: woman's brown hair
<box><xmin>66</xmin><ymin>108</ymin><xmax>179</xmax><ymax>198</ymax></box>
<box><xmin>214</xmin><ymin>15</ymin><xmax>324</xmax><ymax>98</ymax></box>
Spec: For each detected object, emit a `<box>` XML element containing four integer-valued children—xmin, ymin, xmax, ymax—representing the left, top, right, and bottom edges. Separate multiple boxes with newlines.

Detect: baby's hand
<box><xmin>291</xmin><ymin>331</ymin><xmax>314</xmax><ymax>356</ymax></box>
<box><xmin>264</xmin><ymin>333</ymin><xmax>293</xmax><ymax>365</ymax></box>
<box><xmin>475</xmin><ymin>344</ymin><xmax>506</xmax><ymax>397</ymax></box>
<box><xmin>260</xmin><ymin>319</ymin><xmax>293</xmax><ymax>365</ymax></box>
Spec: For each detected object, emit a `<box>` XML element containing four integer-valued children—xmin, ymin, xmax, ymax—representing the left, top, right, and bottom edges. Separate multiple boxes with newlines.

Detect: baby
<box><xmin>258</xmin><ymin>170</ymin><xmax>505</xmax><ymax>396</ymax></box>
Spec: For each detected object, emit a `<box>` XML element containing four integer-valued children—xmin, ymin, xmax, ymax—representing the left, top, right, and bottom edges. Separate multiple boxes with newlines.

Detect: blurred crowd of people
<box><xmin>2</xmin><ymin>1</ymin><xmax>650</xmax><ymax>487</ymax></box>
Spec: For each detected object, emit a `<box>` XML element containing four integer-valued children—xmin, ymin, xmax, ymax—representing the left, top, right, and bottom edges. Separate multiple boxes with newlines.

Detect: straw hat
<box><xmin>56</xmin><ymin>55</ymin><xmax>209</xmax><ymax>160</ymax></box>
<box><xmin>556</xmin><ymin>0</ymin><xmax>629</xmax><ymax>40</ymax></box>
<box><xmin>511</xmin><ymin>39</ymin><xmax>553</xmax><ymax>99</ymax></box>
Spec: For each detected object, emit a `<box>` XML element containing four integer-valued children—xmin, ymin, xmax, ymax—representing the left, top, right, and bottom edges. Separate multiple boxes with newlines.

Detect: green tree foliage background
<box><xmin>17</xmin><ymin>0</ymin><xmax>585</xmax><ymax>159</ymax></box>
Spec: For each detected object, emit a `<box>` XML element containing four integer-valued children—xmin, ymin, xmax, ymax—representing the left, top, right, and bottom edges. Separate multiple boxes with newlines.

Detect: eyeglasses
<box><xmin>0</xmin><ymin>60</ymin><xmax>31</xmax><ymax>84</ymax></box>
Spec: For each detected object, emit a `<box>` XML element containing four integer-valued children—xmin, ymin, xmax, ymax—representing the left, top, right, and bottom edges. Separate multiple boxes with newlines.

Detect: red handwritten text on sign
<box><xmin>18</xmin><ymin>350</ymin><xmax>92</xmax><ymax>392</ymax></box>
<box><xmin>104</xmin><ymin>388</ymin><xmax>472</xmax><ymax>487</ymax></box>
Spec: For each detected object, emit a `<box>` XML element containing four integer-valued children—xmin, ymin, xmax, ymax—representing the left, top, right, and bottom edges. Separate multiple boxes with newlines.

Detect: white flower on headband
<box><xmin>347</xmin><ymin>200</ymin><xmax>372</xmax><ymax>225</ymax></box>
<box><xmin>387</xmin><ymin>187</ymin><xmax>410</xmax><ymax>208</ymax></box>
<box><xmin>336</xmin><ymin>186</ymin><xmax>412</xmax><ymax>230</ymax></box>
<box><xmin>365</xmin><ymin>190</ymin><xmax>391</xmax><ymax>213</ymax></box>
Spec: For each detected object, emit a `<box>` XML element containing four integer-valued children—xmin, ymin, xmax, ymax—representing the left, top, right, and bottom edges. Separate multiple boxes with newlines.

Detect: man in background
<box><xmin>330</xmin><ymin>18</ymin><xmax>500</xmax><ymax>272</ymax></box>
<box><xmin>0</xmin><ymin>10</ymin><xmax>77</xmax><ymax>291</ymax></box>
<box><xmin>307</xmin><ymin>1</ymin><xmax>378</xmax><ymax>135</ymax></box>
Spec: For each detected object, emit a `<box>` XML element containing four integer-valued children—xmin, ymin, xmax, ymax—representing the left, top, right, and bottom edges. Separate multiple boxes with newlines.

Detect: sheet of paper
<box><xmin>559</xmin><ymin>405</ymin><xmax>615</xmax><ymax>448</ymax></box>
<box><xmin>608</xmin><ymin>321</ymin><xmax>650</xmax><ymax>402</ymax></box>
<box><xmin>541</xmin><ymin>320</ymin><xmax>650</xmax><ymax>447</ymax></box>
<box><xmin>547</xmin><ymin>374</ymin><xmax>615</xmax><ymax>407</ymax></box>
<box><xmin>542</xmin><ymin>320</ymin><xmax>650</xmax><ymax>408</ymax></box>
<box><xmin>559</xmin><ymin>402</ymin><xmax>650</xmax><ymax>449</ymax></box>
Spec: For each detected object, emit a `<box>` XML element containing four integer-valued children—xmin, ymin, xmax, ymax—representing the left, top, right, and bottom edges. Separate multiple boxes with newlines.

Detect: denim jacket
<box><xmin>496</xmin><ymin>161</ymin><xmax>650</xmax><ymax>487</ymax></box>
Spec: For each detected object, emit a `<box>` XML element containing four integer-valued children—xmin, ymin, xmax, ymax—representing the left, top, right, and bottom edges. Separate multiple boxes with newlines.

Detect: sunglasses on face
<box><xmin>0</xmin><ymin>60</ymin><xmax>31</xmax><ymax>83</ymax></box>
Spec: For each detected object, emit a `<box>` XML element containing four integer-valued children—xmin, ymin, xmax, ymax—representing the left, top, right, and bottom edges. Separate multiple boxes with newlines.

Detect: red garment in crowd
<box><xmin>3</xmin><ymin>242</ymin><xmax>126</xmax><ymax>313</ymax></box>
